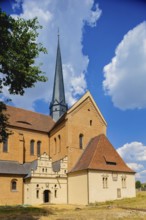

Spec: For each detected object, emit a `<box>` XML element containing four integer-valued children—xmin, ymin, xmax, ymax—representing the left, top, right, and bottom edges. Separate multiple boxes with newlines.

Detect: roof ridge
<box><xmin>88</xmin><ymin>134</ymin><xmax>103</xmax><ymax>168</ymax></box>
<box><xmin>6</xmin><ymin>105</ymin><xmax>51</xmax><ymax>118</ymax></box>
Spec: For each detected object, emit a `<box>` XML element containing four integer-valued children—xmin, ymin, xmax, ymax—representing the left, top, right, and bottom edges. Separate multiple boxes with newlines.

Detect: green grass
<box><xmin>0</xmin><ymin>205</ymin><xmax>52</xmax><ymax>220</ymax></box>
<box><xmin>0</xmin><ymin>192</ymin><xmax>146</xmax><ymax>220</ymax></box>
<box><xmin>90</xmin><ymin>191</ymin><xmax>146</xmax><ymax>210</ymax></box>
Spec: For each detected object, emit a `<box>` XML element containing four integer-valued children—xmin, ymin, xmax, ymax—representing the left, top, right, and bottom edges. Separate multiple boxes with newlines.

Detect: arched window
<box><xmin>11</xmin><ymin>179</ymin><xmax>17</xmax><ymax>191</ymax></box>
<box><xmin>103</xmin><ymin>176</ymin><xmax>108</xmax><ymax>188</ymax></box>
<box><xmin>37</xmin><ymin>141</ymin><xmax>41</xmax><ymax>156</ymax></box>
<box><xmin>3</xmin><ymin>138</ymin><xmax>8</xmax><ymax>152</ymax></box>
<box><xmin>54</xmin><ymin>138</ymin><xmax>57</xmax><ymax>154</ymax></box>
<box><xmin>58</xmin><ymin>135</ymin><xmax>61</xmax><ymax>153</ymax></box>
<box><xmin>54</xmin><ymin>184</ymin><xmax>57</xmax><ymax>198</ymax></box>
<box><xmin>79</xmin><ymin>134</ymin><xmax>84</xmax><ymax>149</ymax></box>
<box><xmin>36</xmin><ymin>190</ymin><xmax>39</xmax><ymax>198</ymax></box>
<box><xmin>54</xmin><ymin>189</ymin><xmax>57</xmax><ymax>198</ymax></box>
<box><xmin>30</xmin><ymin>140</ymin><xmax>35</xmax><ymax>155</ymax></box>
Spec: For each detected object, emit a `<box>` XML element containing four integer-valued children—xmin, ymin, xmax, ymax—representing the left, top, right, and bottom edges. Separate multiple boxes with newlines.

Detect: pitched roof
<box><xmin>0</xmin><ymin>160</ymin><xmax>38</xmax><ymax>176</ymax></box>
<box><xmin>0</xmin><ymin>160</ymin><xmax>28</xmax><ymax>175</ymax></box>
<box><xmin>70</xmin><ymin>134</ymin><xmax>135</xmax><ymax>173</ymax></box>
<box><xmin>5</xmin><ymin>105</ymin><xmax>55</xmax><ymax>133</ymax></box>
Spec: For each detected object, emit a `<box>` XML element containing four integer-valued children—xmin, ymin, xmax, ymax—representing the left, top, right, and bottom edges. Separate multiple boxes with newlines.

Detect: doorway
<box><xmin>44</xmin><ymin>190</ymin><xmax>51</xmax><ymax>203</ymax></box>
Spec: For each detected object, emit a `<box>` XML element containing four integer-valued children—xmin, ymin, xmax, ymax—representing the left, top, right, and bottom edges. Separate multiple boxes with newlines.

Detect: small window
<box><xmin>102</xmin><ymin>176</ymin><xmax>108</xmax><ymax>188</ymax></box>
<box><xmin>30</xmin><ymin>140</ymin><xmax>35</xmax><ymax>155</ymax></box>
<box><xmin>3</xmin><ymin>138</ymin><xmax>8</xmax><ymax>152</ymax></box>
<box><xmin>54</xmin><ymin>189</ymin><xmax>57</xmax><ymax>198</ymax></box>
<box><xmin>36</xmin><ymin>190</ymin><xmax>39</xmax><ymax>198</ymax></box>
<box><xmin>37</xmin><ymin>141</ymin><xmax>41</xmax><ymax>156</ymax></box>
<box><xmin>54</xmin><ymin>138</ymin><xmax>57</xmax><ymax>154</ymax></box>
<box><xmin>11</xmin><ymin>179</ymin><xmax>17</xmax><ymax>191</ymax></box>
<box><xmin>90</xmin><ymin>120</ymin><xmax>92</xmax><ymax>126</ymax></box>
<box><xmin>79</xmin><ymin>134</ymin><xmax>84</xmax><ymax>149</ymax></box>
<box><xmin>106</xmin><ymin>161</ymin><xmax>117</xmax><ymax>165</ymax></box>
<box><xmin>121</xmin><ymin>175</ymin><xmax>126</xmax><ymax>188</ymax></box>
<box><xmin>58</xmin><ymin>135</ymin><xmax>61</xmax><ymax>153</ymax></box>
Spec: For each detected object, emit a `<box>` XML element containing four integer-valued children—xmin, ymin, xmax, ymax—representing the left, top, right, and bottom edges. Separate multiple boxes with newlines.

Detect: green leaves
<box><xmin>0</xmin><ymin>8</ymin><xmax>48</xmax><ymax>141</ymax></box>
<box><xmin>0</xmin><ymin>9</ymin><xmax>47</xmax><ymax>95</ymax></box>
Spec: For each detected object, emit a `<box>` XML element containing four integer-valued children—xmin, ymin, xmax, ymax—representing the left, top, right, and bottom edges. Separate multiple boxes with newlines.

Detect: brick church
<box><xmin>0</xmin><ymin>37</ymin><xmax>135</xmax><ymax>205</ymax></box>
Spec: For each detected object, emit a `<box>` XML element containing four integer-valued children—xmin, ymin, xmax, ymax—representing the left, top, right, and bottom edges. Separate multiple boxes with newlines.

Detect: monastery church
<box><xmin>0</xmin><ymin>37</ymin><xmax>135</xmax><ymax>205</ymax></box>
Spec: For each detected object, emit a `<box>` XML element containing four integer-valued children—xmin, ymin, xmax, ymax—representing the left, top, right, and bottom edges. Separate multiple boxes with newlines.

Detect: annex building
<box><xmin>0</xmin><ymin>37</ymin><xmax>136</xmax><ymax>205</ymax></box>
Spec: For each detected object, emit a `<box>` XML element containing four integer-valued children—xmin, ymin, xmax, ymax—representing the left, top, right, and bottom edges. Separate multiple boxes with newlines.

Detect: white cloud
<box><xmin>86</xmin><ymin>3</ymin><xmax>102</xmax><ymax>27</ymax></box>
<box><xmin>2</xmin><ymin>0</ymin><xmax>102</xmax><ymax>112</ymax></box>
<box><xmin>117</xmin><ymin>142</ymin><xmax>146</xmax><ymax>162</ymax></box>
<box><xmin>135</xmin><ymin>170</ymin><xmax>146</xmax><ymax>182</ymax></box>
<box><xmin>103</xmin><ymin>22</ymin><xmax>146</xmax><ymax>110</ymax></box>
<box><xmin>12</xmin><ymin>0</ymin><xmax>22</xmax><ymax>11</ymax></box>
<box><xmin>127</xmin><ymin>163</ymin><xmax>144</xmax><ymax>171</ymax></box>
<box><xmin>117</xmin><ymin>141</ymin><xmax>146</xmax><ymax>182</ymax></box>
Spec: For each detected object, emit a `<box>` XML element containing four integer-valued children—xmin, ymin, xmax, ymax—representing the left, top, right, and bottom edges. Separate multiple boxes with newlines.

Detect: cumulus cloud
<box><xmin>2</xmin><ymin>0</ymin><xmax>102</xmax><ymax>112</ymax></box>
<box><xmin>117</xmin><ymin>142</ymin><xmax>146</xmax><ymax>162</ymax></box>
<box><xmin>117</xmin><ymin>141</ymin><xmax>146</xmax><ymax>182</ymax></box>
<box><xmin>103</xmin><ymin>22</ymin><xmax>146</xmax><ymax>110</ymax></box>
<box><xmin>127</xmin><ymin>163</ymin><xmax>144</xmax><ymax>171</ymax></box>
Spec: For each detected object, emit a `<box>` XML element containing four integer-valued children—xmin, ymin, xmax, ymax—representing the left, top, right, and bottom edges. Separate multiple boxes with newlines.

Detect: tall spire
<box><xmin>50</xmin><ymin>33</ymin><xmax>68</xmax><ymax>121</ymax></box>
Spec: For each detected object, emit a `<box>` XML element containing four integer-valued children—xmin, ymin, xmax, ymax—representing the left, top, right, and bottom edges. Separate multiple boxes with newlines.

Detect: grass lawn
<box><xmin>1</xmin><ymin>191</ymin><xmax>146</xmax><ymax>220</ymax></box>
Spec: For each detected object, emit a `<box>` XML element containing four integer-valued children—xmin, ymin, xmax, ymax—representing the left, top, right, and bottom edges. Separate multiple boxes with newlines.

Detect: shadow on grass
<box><xmin>0</xmin><ymin>205</ymin><xmax>53</xmax><ymax>220</ymax></box>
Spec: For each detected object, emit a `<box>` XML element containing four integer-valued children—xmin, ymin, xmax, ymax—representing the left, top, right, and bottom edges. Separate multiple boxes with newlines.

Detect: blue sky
<box><xmin>1</xmin><ymin>0</ymin><xmax>146</xmax><ymax>182</ymax></box>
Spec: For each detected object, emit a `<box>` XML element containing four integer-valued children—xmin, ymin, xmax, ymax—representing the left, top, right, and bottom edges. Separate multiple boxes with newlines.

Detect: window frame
<box><xmin>102</xmin><ymin>175</ymin><xmax>108</xmax><ymax>189</ymax></box>
<box><xmin>58</xmin><ymin>135</ymin><xmax>61</xmax><ymax>153</ymax></box>
<box><xmin>3</xmin><ymin>138</ymin><xmax>8</xmax><ymax>153</ymax></box>
<box><xmin>54</xmin><ymin>138</ymin><xmax>57</xmax><ymax>154</ymax></box>
<box><xmin>30</xmin><ymin>140</ymin><xmax>35</xmax><ymax>155</ymax></box>
<box><xmin>37</xmin><ymin>141</ymin><xmax>41</xmax><ymax>156</ymax></box>
<box><xmin>11</xmin><ymin>179</ymin><xmax>17</xmax><ymax>191</ymax></box>
<box><xmin>79</xmin><ymin>134</ymin><xmax>84</xmax><ymax>149</ymax></box>
<box><xmin>121</xmin><ymin>175</ymin><xmax>126</xmax><ymax>188</ymax></box>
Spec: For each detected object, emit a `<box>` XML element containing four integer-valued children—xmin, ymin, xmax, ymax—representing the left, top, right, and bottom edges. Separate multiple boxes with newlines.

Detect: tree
<box><xmin>135</xmin><ymin>180</ymin><xmax>142</xmax><ymax>189</ymax></box>
<box><xmin>0</xmin><ymin>9</ymin><xmax>47</xmax><ymax>142</ymax></box>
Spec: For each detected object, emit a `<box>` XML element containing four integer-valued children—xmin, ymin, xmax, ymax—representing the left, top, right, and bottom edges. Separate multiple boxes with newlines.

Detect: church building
<box><xmin>0</xmin><ymin>37</ymin><xmax>136</xmax><ymax>205</ymax></box>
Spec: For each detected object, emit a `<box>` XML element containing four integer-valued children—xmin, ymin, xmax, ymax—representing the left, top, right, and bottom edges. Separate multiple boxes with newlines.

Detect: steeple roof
<box><xmin>52</xmin><ymin>35</ymin><xmax>66</xmax><ymax>104</ymax></box>
<box><xmin>50</xmin><ymin>34</ymin><xmax>68</xmax><ymax>121</ymax></box>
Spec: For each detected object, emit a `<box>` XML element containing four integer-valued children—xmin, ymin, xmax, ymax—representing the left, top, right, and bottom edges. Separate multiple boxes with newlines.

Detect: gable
<box><xmin>67</xmin><ymin>91</ymin><xmax>107</xmax><ymax>127</ymax></box>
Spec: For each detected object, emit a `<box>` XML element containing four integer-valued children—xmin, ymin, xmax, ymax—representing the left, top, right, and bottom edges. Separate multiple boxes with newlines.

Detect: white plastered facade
<box><xmin>24</xmin><ymin>153</ymin><xmax>68</xmax><ymax>205</ymax></box>
<box><xmin>68</xmin><ymin>170</ymin><xmax>136</xmax><ymax>205</ymax></box>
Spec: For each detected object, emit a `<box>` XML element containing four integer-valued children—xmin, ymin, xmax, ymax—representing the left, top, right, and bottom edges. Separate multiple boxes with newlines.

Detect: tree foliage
<box><xmin>136</xmin><ymin>180</ymin><xmax>142</xmax><ymax>189</ymax></box>
<box><xmin>0</xmin><ymin>9</ymin><xmax>47</xmax><ymax>142</ymax></box>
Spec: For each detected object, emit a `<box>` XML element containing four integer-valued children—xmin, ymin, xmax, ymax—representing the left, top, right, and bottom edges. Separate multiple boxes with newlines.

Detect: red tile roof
<box><xmin>70</xmin><ymin>134</ymin><xmax>135</xmax><ymax>173</ymax></box>
<box><xmin>5</xmin><ymin>105</ymin><xmax>55</xmax><ymax>133</ymax></box>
